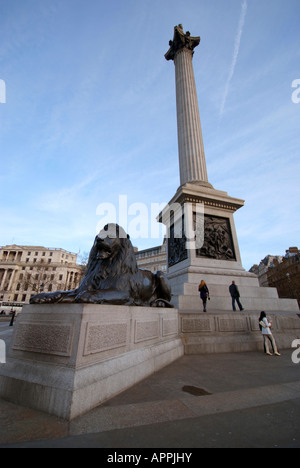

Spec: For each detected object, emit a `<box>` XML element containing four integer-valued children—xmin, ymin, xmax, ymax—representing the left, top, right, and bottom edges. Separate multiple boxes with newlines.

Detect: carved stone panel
<box><xmin>134</xmin><ymin>320</ymin><xmax>159</xmax><ymax>343</ymax></box>
<box><xmin>249</xmin><ymin>317</ymin><xmax>261</xmax><ymax>332</ymax></box>
<box><xmin>168</xmin><ymin>217</ymin><xmax>188</xmax><ymax>267</ymax></box>
<box><xmin>278</xmin><ymin>316</ymin><xmax>300</xmax><ymax>330</ymax></box>
<box><xmin>181</xmin><ymin>317</ymin><xmax>212</xmax><ymax>333</ymax></box>
<box><xmin>13</xmin><ymin>321</ymin><xmax>74</xmax><ymax>356</ymax></box>
<box><xmin>196</xmin><ymin>214</ymin><xmax>236</xmax><ymax>261</ymax></box>
<box><xmin>217</xmin><ymin>318</ymin><xmax>248</xmax><ymax>333</ymax></box>
<box><xmin>84</xmin><ymin>322</ymin><xmax>128</xmax><ymax>355</ymax></box>
<box><xmin>162</xmin><ymin>318</ymin><xmax>178</xmax><ymax>336</ymax></box>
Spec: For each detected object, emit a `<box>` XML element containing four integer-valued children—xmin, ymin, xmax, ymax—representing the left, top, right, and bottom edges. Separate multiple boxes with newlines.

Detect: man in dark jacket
<box><xmin>229</xmin><ymin>281</ymin><xmax>244</xmax><ymax>311</ymax></box>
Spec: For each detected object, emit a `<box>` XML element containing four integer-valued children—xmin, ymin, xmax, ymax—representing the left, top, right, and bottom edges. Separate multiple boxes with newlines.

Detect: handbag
<box><xmin>259</xmin><ymin>320</ymin><xmax>268</xmax><ymax>328</ymax></box>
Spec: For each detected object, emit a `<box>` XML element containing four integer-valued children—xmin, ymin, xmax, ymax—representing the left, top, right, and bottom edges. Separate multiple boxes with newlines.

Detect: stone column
<box><xmin>0</xmin><ymin>269</ymin><xmax>8</xmax><ymax>291</ymax></box>
<box><xmin>7</xmin><ymin>269</ymin><xmax>16</xmax><ymax>292</ymax></box>
<box><xmin>165</xmin><ymin>25</ymin><xmax>210</xmax><ymax>187</ymax></box>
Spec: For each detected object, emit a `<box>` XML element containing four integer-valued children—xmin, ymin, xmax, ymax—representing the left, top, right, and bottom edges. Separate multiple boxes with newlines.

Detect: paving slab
<box><xmin>0</xmin><ymin>350</ymin><xmax>299</xmax><ymax>448</ymax></box>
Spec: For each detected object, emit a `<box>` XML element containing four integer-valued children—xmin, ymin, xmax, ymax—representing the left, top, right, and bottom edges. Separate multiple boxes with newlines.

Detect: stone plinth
<box><xmin>159</xmin><ymin>183</ymin><xmax>299</xmax><ymax>312</ymax></box>
<box><xmin>0</xmin><ymin>304</ymin><xmax>183</xmax><ymax>420</ymax></box>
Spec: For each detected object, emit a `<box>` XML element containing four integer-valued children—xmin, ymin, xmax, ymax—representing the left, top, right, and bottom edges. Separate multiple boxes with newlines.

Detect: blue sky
<box><xmin>0</xmin><ymin>0</ymin><xmax>299</xmax><ymax>270</ymax></box>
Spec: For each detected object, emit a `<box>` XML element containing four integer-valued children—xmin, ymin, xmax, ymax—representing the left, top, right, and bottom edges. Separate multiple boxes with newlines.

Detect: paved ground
<box><xmin>0</xmin><ymin>348</ymin><xmax>299</xmax><ymax>448</ymax></box>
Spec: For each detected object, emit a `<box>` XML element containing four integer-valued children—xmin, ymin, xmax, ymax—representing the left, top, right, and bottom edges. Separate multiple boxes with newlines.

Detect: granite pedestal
<box><xmin>0</xmin><ymin>304</ymin><xmax>183</xmax><ymax>420</ymax></box>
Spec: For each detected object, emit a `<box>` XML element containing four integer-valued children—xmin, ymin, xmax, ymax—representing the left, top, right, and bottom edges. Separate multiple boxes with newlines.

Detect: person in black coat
<box><xmin>198</xmin><ymin>280</ymin><xmax>210</xmax><ymax>312</ymax></box>
<box><xmin>229</xmin><ymin>281</ymin><xmax>244</xmax><ymax>311</ymax></box>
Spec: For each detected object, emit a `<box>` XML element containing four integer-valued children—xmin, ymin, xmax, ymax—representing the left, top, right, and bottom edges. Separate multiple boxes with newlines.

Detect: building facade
<box><xmin>266</xmin><ymin>247</ymin><xmax>300</xmax><ymax>307</ymax></box>
<box><xmin>0</xmin><ymin>244</ymin><xmax>83</xmax><ymax>310</ymax></box>
<box><xmin>249</xmin><ymin>255</ymin><xmax>283</xmax><ymax>287</ymax></box>
<box><xmin>135</xmin><ymin>240</ymin><xmax>167</xmax><ymax>274</ymax></box>
<box><xmin>250</xmin><ymin>247</ymin><xmax>300</xmax><ymax>308</ymax></box>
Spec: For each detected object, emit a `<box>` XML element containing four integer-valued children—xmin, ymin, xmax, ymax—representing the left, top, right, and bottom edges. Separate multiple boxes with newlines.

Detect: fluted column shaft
<box><xmin>174</xmin><ymin>47</ymin><xmax>208</xmax><ymax>185</ymax></box>
<box><xmin>165</xmin><ymin>25</ymin><xmax>210</xmax><ymax>187</ymax></box>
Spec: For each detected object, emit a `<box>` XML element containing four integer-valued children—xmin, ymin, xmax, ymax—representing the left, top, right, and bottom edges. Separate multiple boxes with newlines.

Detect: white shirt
<box><xmin>261</xmin><ymin>317</ymin><xmax>272</xmax><ymax>335</ymax></box>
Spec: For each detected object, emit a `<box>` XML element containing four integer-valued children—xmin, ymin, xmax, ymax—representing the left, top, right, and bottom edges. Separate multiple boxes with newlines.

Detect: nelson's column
<box><xmin>159</xmin><ymin>25</ymin><xmax>298</xmax><ymax>312</ymax></box>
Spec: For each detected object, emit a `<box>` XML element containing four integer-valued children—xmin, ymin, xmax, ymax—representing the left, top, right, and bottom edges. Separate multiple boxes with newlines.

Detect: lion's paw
<box><xmin>30</xmin><ymin>292</ymin><xmax>63</xmax><ymax>304</ymax></box>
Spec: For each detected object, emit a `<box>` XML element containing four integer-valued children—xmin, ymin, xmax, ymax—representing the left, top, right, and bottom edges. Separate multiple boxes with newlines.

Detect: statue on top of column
<box><xmin>165</xmin><ymin>24</ymin><xmax>200</xmax><ymax>61</ymax></box>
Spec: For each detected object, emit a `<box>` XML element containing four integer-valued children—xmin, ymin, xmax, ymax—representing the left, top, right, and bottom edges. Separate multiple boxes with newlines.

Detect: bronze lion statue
<box><xmin>30</xmin><ymin>224</ymin><xmax>173</xmax><ymax>308</ymax></box>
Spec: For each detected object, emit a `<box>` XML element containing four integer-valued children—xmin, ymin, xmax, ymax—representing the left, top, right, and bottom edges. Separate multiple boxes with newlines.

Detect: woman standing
<box><xmin>198</xmin><ymin>280</ymin><xmax>210</xmax><ymax>312</ymax></box>
<box><xmin>259</xmin><ymin>311</ymin><xmax>280</xmax><ymax>356</ymax></box>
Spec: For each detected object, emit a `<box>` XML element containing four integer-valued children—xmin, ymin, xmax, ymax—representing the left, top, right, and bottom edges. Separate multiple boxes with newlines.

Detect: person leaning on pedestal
<box><xmin>259</xmin><ymin>311</ymin><xmax>281</xmax><ymax>356</ymax></box>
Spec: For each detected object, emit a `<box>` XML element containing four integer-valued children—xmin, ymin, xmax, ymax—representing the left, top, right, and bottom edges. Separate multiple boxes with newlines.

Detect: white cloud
<box><xmin>219</xmin><ymin>0</ymin><xmax>248</xmax><ymax>118</ymax></box>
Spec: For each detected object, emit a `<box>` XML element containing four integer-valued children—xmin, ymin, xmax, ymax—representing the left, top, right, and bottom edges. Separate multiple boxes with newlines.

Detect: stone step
<box><xmin>172</xmin><ymin>293</ymin><xmax>299</xmax><ymax>312</ymax></box>
<box><xmin>181</xmin><ymin>283</ymin><xmax>279</xmax><ymax>298</ymax></box>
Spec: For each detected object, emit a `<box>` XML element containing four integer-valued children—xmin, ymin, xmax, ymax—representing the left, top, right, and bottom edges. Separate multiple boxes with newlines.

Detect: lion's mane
<box><xmin>78</xmin><ymin>234</ymin><xmax>139</xmax><ymax>294</ymax></box>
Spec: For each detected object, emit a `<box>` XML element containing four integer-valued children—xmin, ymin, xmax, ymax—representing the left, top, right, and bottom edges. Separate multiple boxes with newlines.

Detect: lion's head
<box><xmin>94</xmin><ymin>224</ymin><xmax>130</xmax><ymax>260</ymax></box>
<box><xmin>80</xmin><ymin>224</ymin><xmax>138</xmax><ymax>291</ymax></box>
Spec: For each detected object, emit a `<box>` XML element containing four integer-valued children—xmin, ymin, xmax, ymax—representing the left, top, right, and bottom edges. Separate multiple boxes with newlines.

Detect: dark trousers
<box><xmin>232</xmin><ymin>296</ymin><xmax>243</xmax><ymax>311</ymax></box>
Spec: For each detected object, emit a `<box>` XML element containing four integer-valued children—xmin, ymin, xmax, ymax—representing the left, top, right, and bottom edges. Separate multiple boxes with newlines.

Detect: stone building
<box><xmin>267</xmin><ymin>247</ymin><xmax>300</xmax><ymax>307</ymax></box>
<box><xmin>0</xmin><ymin>244</ymin><xmax>83</xmax><ymax>310</ymax></box>
<box><xmin>135</xmin><ymin>240</ymin><xmax>167</xmax><ymax>273</ymax></box>
<box><xmin>249</xmin><ymin>255</ymin><xmax>283</xmax><ymax>287</ymax></box>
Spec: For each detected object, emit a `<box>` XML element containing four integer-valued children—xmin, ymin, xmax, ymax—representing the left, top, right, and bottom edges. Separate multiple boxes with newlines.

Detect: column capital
<box><xmin>165</xmin><ymin>25</ymin><xmax>200</xmax><ymax>61</ymax></box>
